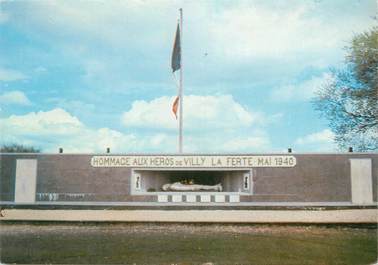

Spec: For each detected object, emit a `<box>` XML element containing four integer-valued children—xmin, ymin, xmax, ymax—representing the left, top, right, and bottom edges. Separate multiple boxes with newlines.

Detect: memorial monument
<box><xmin>0</xmin><ymin>153</ymin><xmax>376</xmax><ymax>206</ymax></box>
<box><xmin>0</xmin><ymin>9</ymin><xmax>376</xmax><ymax>224</ymax></box>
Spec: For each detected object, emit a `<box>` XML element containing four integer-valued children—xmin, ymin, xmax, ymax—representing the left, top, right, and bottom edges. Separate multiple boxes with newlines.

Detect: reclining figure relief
<box><xmin>162</xmin><ymin>181</ymin><xmax>222</xmax><ymax>192</ymax></box>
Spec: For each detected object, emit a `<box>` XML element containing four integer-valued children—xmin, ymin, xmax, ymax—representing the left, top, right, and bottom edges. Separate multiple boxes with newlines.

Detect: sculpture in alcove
<box><xmin>162</xmin><ymin>182</ymin><xmax>222</xmax><ymax>192</ymax></box>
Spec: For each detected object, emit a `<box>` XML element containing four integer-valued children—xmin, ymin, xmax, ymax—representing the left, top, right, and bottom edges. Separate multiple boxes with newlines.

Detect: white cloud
<box><xmin>270</xmin><ymin>73</ymin><xmax>333</xmax><ymax>102</ymax></box>
<box><xmin>178</xmin><ymin>129</ymin><xmax>272</xmax><ymax>153</ymax></box>
<box><xmin>1</xmin><ymin>108</ymin><xmax>83</xmax><ymax>136</ymax></box>
<box><xmin>0</xmin><ymin>108</ymin><xmax>139</xmax><ymax>152</ymax></box>
<box><xmin>207</xmin><ymin>2</ymin><xmax>374</xmax><ymax>60</ymax></box>
<box><xmin>295</xmin><ymin>129</ymin><xmax>334</xmax><ymax>145</ymax></box>
<box><xmin>0</xmin><ymin>68</ymin><xmax>27</xmax><ymax>82</ymax></box>
<box><xmin>34</xmin><ymin>66</ymin><xmax>47</xmax><ymax>73</ymax></box>
<box><xmin>295</xmin><ymin>129</ymin><xmax>336</xmax><ymax>151</ymax></box>
<box><xmin>0</xmin><ymin>1</ymin><xmax>9</xmax><ymax>24</ymax></box>
<box><xmin>46</xmin><ymin>98</ymin><xmax>95</xmax><ymax>114</ymax></box>
<box><xmin>5</xmin><ymin>0</ymin><xmax>174</xmax><ymax>49</ymax></box>
<box><xmin>5</xmin><ymin>1</ymin><xmax>374</xmax><ymax>63</ymax></box>
<box><xmin>121</xmin><ymin>94</ymin><xmax>275</xmax><ymax>153</ymax></box>
<box><xmin>122</xmin><ymin>95</ymin><xmax>265</xmax><ymax>131</ymax></box>
<box><xmin>2</xmin><ymin>0</ymin><xmax>374</xmax><ymax>99</ymax></box>
<box><xmin>222</xmin><ymin>135</ymin><xmax>271</xmax><ymax>152</ymax></box>
<box><xmin>150</xmin><ymin>133</ymin><xmax>169</xmax><ymax>147</ymax></box>
<box><xmin>0</xmin><ymin>106</ymin><xmax>274</xmax><ymax>153</ymax></box>
<box><xmin>1</xmin><ymin>1</ymin><xmax>373</xmax><ymax>153</ymax></box>
<box><xmin>0</xmin><ymin>90</ymin><xmax>31</xmax><ymax>105</ymax></box>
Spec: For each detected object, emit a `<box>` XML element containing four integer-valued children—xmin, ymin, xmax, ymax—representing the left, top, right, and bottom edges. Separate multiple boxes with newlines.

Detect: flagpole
<box><xmin>179</xmin><ymin>8</ymin><xmax>183</xmax><ymax>153</ymax></box>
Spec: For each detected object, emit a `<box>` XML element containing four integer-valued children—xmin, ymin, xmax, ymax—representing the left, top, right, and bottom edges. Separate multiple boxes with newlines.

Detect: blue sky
<box><xmin>0</xmin><ymin>0</ymin><xmax>376</xmax><ymax>153</ymax></box>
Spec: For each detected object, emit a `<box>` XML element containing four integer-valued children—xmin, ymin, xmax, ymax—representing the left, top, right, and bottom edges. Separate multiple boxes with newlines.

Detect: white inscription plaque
<box><xmin>90</xmin><ymin>155</ymin><xmax>296</xmax><ymax>168</ymax></box>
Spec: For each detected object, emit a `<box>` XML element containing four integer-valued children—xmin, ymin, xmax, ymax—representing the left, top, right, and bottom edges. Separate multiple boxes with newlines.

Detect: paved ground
<box><xmin>0</xmin><ymin>223</ymin><xmax>377</xmax><ymax>264</ymax></box>
<box><xmin>1</xmin><ymin>208</ymin><xmax>377</xmax><ymax>223</ymax></box>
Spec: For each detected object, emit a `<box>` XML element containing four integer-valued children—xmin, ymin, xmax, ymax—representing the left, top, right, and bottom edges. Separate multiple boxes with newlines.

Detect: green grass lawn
<box><xmin>1</xmin><ymin>223</ymin><xmax>377</xmax><ymax>264</ymax></box>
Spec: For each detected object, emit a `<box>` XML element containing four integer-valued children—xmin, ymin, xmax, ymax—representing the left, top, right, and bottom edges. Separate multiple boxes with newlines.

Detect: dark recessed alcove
<box><xmin>168</xmin><ymin>171</ymin><xmax>222</xmax><ymax>185</ymax></box>
<box><xmin>133</xmin><ymin>169</ymin><xmax>251</xmax><ymax>192</ymax></box>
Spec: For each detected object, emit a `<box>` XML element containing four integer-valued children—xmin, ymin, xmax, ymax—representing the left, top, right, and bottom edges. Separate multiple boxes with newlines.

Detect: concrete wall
<box><xmin>0</xmin><ymin>155</ymin><xmax>17</xmax><ymax>201</ymax></box>
<box><xmin>243</xmin><ymin>154</ymin><xmax>377</xmax><ymax>203</ymax></box>
<box><xmin>0</xmin><ymin>153</ymin><xmax>377</xmax><ymax>203</ymax></box>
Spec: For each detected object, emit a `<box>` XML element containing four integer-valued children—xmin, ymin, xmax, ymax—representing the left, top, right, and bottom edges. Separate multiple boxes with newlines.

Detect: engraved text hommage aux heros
<box><xmin>90</xmin><ymin>155</ymin><xmax>296</xmax><ymax>168</ymax></box>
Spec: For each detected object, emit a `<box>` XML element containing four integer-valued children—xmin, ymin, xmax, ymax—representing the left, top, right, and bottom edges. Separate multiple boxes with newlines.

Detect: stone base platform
<box><xmin>1</xmin><ymin>204</ymin><xmax>377</xmax><ymax>223</ymax></box>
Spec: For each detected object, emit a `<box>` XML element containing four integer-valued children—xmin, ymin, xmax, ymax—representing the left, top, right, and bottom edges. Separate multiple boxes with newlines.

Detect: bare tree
<box><xmin>314</xmin><ymin>27</ymin><xmax>378</xmax><ymax>151</ymax></box>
